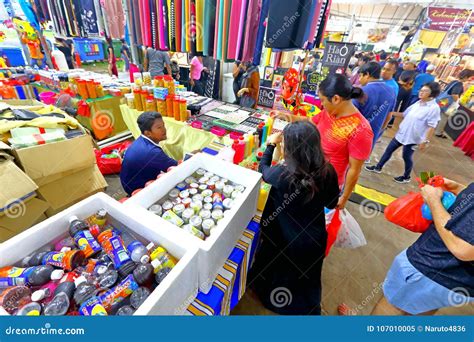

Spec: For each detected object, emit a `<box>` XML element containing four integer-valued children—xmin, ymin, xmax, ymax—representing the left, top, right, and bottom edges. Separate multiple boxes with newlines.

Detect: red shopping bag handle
<box><xmin>326</xmin><ymin>208</ymin><xmax>342</xmax><ymax>256</ymax></box>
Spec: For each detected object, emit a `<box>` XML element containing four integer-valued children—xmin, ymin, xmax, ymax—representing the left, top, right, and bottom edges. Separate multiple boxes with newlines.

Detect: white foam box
<box><xmin>125</xmin><ymin>153</ymin><xmax>262</xmax><ymax>293</ymax></box>
<box><xmin>0</xmin><ymin>192</ymin><xmax>199</xmax><ymax>315</ymax></box>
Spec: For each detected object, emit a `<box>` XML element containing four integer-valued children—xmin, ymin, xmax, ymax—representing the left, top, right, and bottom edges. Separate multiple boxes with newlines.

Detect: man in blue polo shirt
<box><xmin>120</xmin><ymin>112</ymin><xmax>177</xmax><ymax>195</ymax></box>
<box><xmin>381</xmin><ymin>58</ymin><xmax>399</xmax><ymax>99</ymax></box>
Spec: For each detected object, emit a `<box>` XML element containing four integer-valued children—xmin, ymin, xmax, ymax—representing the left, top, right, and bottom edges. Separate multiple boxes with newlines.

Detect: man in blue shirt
<box><xmin>409</xmin><ymin>64</ymin><xmax>436</xmax><ymax>105</ymax></box>
<box><xmin>120</xmin><ymin>112</ymin><xmax>178</xmax><ymax>195</ymax></box>
<box><xmin>381</xmin><ymin>58</ymin><xmax>399</xmax><ymax>99</ymax></box>
<box><xmin>353</xmin><ymin>62</ymin><xmax>396</xmax><ymax>146</ymax></box>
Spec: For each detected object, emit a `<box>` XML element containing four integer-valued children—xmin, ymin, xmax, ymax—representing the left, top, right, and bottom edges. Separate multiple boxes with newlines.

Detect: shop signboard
<box><xmin>258</xmin><ymin>86</ymin><xmax>276</xmax><ymax>108</ymax></box>
<box><xmin>427</xmin><ymin>7</ymin><xmax>474</xmax><ymax>32</ymax></box>
<box><xmin>321</xmin><ymin>41</ymin><xmax>356</xmax><ymax>74</ymax></box>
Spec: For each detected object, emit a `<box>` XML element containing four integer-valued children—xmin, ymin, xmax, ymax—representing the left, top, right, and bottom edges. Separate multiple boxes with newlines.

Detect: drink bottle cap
<box><xmin>31</xmin><ymin>289</ymin><xmax>46</xmax><ymax>302</ymax></box>
<box><xmin>140</xmin><ymin>255</ymin><xmax>150</xmax><ymax>264</ymax></box>
<box><xmin>146</xmin><ymin>242</ymin><xmax>155</xmax><ymax>251</ymax></box>
<box><xmin>60</xmin><ymin>247</ymin><xmax>71</xmax><ymax>253</ymax></box>
<box><xmin>74</xmin><ymin>276</ymin><xmax>87</xmax><ymax>287</ymax></box>
<box><xmin>68</xmin><ymin>216</ymin><xmax>79</xmax><ymax>224</ymax></box>
<box><xmin>51</xmin><ymin>270</ymin><xmax>64</xmax><ymax>281</ymax></box>
<box><xmin>96</xmin><ymin>265</ymin><xmax>108</xmax><ymax>275</ymax></box>
<box><xmin>151</xmin><ymin>258</ymin><xmax>161</xmax><ymax>269</ymax></box>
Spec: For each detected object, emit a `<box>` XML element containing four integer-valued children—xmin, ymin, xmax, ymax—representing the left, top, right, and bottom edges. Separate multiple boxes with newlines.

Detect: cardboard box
<box><xmin>13</xmin><ymin>134</ymin><xmax>96</xmax><ymax>187</ymax></box>
<box><xmin>0</xmin><ymin>193</ymin><xmax>199</xmax><ymax>315</ymax></box>
<box><xmin>125</xmin><ymin>153</ymin><xmax>262</xmax><ymax>293</ymax></box>
<box><xmin>0</xmin><ymin>159</ymin><xmax>37</xmax><ymax>216</ymax></box>
<box><xmin>37</xmin><ymin>164</ymin><xmax>108</xmax><ymax>217</ymax></box>
<box><xmin>0</xmin><ymin>99</ymin><xmax>43</xmax><ymax>109</ymax></box>
<box><xmin>0</xmin><ymin>197</ymin><xmax>49</xmax><ymax>242</ymax></box>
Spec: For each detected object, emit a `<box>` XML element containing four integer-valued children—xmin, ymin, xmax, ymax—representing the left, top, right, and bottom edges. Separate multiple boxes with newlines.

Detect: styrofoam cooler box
<box><xmin>125</xmin><ymin>153</ymin><xmax>262</xmax><ymax>293</ymax></box>
<box><xmin>0</xmin><ymin>193</ymin><xmax>199</xmax><ymax>315</ymax></box>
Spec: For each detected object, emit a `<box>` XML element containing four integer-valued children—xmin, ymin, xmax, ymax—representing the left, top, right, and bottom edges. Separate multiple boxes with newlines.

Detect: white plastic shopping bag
<box><xmin>333</xmin><ymin>209</ymin><xmax>367</xmax><ymax>249</ymax></box>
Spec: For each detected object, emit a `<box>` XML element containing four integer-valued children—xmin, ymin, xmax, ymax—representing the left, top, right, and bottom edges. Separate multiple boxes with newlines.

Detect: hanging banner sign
<box><xmin>427</xmin><ymin>7</ymin><xmax>474</xmax><ymax>32</ymax></box>
<box><xmin>321</xmin><ymin>41</ymin><xmax>356</xmax><ymax>74</ymax></box>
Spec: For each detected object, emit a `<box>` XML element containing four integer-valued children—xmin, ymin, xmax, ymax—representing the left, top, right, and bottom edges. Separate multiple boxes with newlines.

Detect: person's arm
<box><xmin>246</xmin><ymin>72</ymin><xmax>259</xmax><ymax>99</ymax></box>
<box><xmin>338</xmin><ymin>157</ymin><xmax>365</xmax><ymax>209</ymax></box>
<box><xmin>143</xmin><ymin>49</ymin><xmax>149</xmax><ymax>72</ymax></box>
<box><xmin>419</xmin><ymin>127</ymin><xmax>435</xmax><ymax>150</ymax></box>
<box><xmin>164</xmin><ymin>53</ymin><xmax>172</xmax><ymax>76</ymax></box>
<box><xmin>149</xmin><ymin>148</ymin><xmax>178</xmax><ymax>172</ymax></box>
<box><xmin>258</xmin><ymin>133</ymin><xmax>282</xmax><ymax>185</ymax></box>
<box><xmin>272</xmin><ymin>111</ymin><xmax>312</xmax><ymax>124</ymax></box>
<box><xmin>381</xmin><ymin>112</ymin><xmax>393</xmax><ymax>130</ymax></box>
<box><xmin>422</xmin><ymin>185</ymin><xmax>474</xmax><ymax>261</ymax></box>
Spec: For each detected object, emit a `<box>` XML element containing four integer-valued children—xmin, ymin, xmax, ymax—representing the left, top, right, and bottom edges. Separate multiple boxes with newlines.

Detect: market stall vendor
<box><xmin>120</xmin><ymin>111</ymin><xmax>178</xmax><ymax>195</ymax></box>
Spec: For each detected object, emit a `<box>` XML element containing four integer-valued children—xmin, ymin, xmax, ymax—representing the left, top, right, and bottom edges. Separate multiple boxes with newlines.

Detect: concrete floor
<box><xmin>105</xmin><ymin>120</ymin><xmax>474</xmax><ymax>316</ymax></box>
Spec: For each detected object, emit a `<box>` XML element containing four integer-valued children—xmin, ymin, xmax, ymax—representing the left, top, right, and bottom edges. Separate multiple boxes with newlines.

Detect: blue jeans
<box><xmin>376</xmin><ymin>138</ymin><xmax>416</xmax><ymax>178</ymax></box>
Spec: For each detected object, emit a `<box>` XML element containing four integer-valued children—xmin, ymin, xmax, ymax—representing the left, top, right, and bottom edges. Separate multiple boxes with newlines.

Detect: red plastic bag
<box><xmin>95</xmin><ymin>141</ymin><xmax>132</xmax><ymax>175</ymax></box>
<box><xmin>384</xmin><ymin>192</ymin><xmax>432</xmax><ymax>233</ymax></box>
<box><xmin>325</xmin><ymin>209</ymin><xmax>342</xmax><ymax>256</ymax></box>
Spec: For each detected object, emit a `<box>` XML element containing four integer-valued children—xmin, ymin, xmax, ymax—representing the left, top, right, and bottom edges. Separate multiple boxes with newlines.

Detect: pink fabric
<box><xmin>190</xmin><ymin>56</ymin><xmax>204</xmax><ymax>80</ymax></box>
<box><xmin>306</xmin><ymin>0</ymin><xmax>323</xmax><ymax>46</ymax></box>
<box><xmin>213</xmin><ymin>0</ymin><xmax>220</xmax><ymax>59</ymax></box>
<box><xmin>235</xmin><ymin>0</ymin><xmax>248</xmax><ymax>60</ymax></box>
<box><xmin>139</xmin><ymin>0</ymin><xmax>152</xmax><ymax>47</ymax></box>
<box><xmin>227</xmin><ymin>0</ymin><xmax>243</xmax><ymax>60</ymax></box>
<box><xmin>453</xmin><ymin>122</ymin><xmax>474</xmax><ymax>160</ymax></box>
<box><xmin>158</xmin><ymin>0</ymin><xmax>167</xmax><ymax>50</ymax></box>
<box><xmin>102</xmin><ymin>0</ymin><xmax>125</xmax><ymax>39</ymax></box>
<box><xmin>241</xmin><ymin>0</ymin><xmax>261</xmax><ymax>62</ymax></box>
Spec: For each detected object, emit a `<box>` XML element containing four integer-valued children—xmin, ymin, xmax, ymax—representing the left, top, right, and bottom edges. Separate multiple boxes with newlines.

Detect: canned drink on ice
<box><xmin>182</xmin><ymin>208</ymin><xmax>195</xmax><ymax>224</ymax></box>
<box><xmin>168</xmin><ymin>189</ymin><xmax>180</xmax><ymax>199</ymax></box>
<box><xmin>223</xmin><ymin>185</ymin><xmax>234</xmax><ymax>198</ymax></box>
<box><xmin>201</xmin><ymin>189</ymin><xmax>213</xmax><ymax>198</ymax></box>
<box><xmin>210</xmin><ymin>175</ymin><xmax>220</xmax><ymax>183</ymax></box>
<box><xmin>179</xmin><ymin>190</ymin><xmax>190</xmax><ymax>199</ymax></box>
<box><xmin>192</xmin><ymin>194</ymin><xmax>203</xmax><ymax>202</ymax></box>
<box><xmin>203</xmin><ymin>203</ymin><xmax>213</xmax><ymax>211</ymax></box>
<box><xmin>182</xmin><ymin>197</ymin><xmax>192</xmax><ymax>208</ymax></box>
<box><xmin>203</xmin><ymin>196</ymin><xmax>213</xmax><ymax>204</ymax></box>
<box><xmin>185</xmin><ymin>177</ymin><xmax>196</xmax><ymax>184</ymax></box>
<box><xmin>149</xmin><ymin>204</ymin><xmax>162</xmax><ymax>216</ymax></box>
<box><xmin>190</xmin><ymin>183</ymin><xmax>199</xmax><ymax>189</ymax></box>
<box><xmin>199</xmin><ymin>210</ymin><xmax>211</xmax><ymax>220</ymax></box>
<box><xmin>182</xmin><ymin>224</ymin><xmax>205</xmax><ymax>240</ymax></box>
<box><xmin>235</xmin><ymin>185</ymin><xmax>246</xmax><ymax>193</ymax></box>
<box><xmin>223</xmin><ymin>198</ymin><xmax>234</xmax><ymax>210</ymax></box>
<box><xmin>198</xmin><ymin>184</ymin><xmax>208</xmax><ymax>191</ymax></box>
<box><xmin>162</xmin><ymin>201</ymin><xmax>173</xmax><ymax>211</ymax></box>
<box><xmin>162</xmin><ymin>210</ymin><xmax>184</xmax><ymax>227</ymax></box>
<box><xmin>198</xmin><ymin>177</ymin><xmax>209</xmax><ymax>184</ymax></box>
<box><xmin>212</xmin><ymin>200</ymin><xmax>224</xmax><ymax>211</ymax></box>
<box><xmin>212</xmin><ymin>193</ymin><xmax>222</xmax><ymax>201</ymax></box>
<box><xmin>171</xmin><ymin>197</ymin><xmax>182</xmax><ymax>206</ymax></box>
<box><xmin>202</xmin><ymin>219</ymin><xmax>215</xmax><ymax>236</ymax></box>
<box><xmin>189</xmin><ymin>188</ymin><xmax>198</xmax><ymax>196</ymax></box>
<box><xmin>215</xmin><ymin>181</ymin><xmax>225</xmax><ymax>193</ymax></box>
<box><xmin>211</xmin><ymin>209</ymin><xmax>224</xmax><ymax>221</ymax></box>
<box><xmin>204</xmin><ymin>172</ymin><xmax>214</xmax><ymax>178</ymax></box>
<box><xmin>190</xmin><ymin>200</ymin><xmax>203</xmax><ymax>213</ymax></box>
<box><xmin>189</xmin><ymin>215</ymin><xmax>202</xmax><ymax>229</ymax></box>
<box><xmin>173</xmin><ymin>204</ymin><xmax>185</xmax><ymax>216</ymax></box>
<box><xmin>231</xmin><ymin>191</ymin><xmax>242</xmax><ymax>199</ymax></box>
<box><xmin>176</xmin><ymin>183</ymin><xmax>187</xmax><ymax>191</ymax></box>
<box><xmin>195</xmin><ymin>168</ymin><xmax>206</xmax><ymax>176</ymax></box>
<box><xmin>206</xmin><ymin>181</ymin><xmax>215</xmax><ymax>190</ymax></box>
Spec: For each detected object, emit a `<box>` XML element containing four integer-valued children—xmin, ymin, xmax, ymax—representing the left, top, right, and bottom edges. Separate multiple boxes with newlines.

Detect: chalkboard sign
<box><xmin>258</xmin><ymin>87</ymin><xmax>276</xmax><ymax>108</ymax></box>
<box><xmin>300</xmin><ymin>68</ymin><xmax>329</xmax><ymax>95</ymax></box>
<box><xmin>322</xmin><ymin>41</ymin><xmax>356</xmax><ymax>74</ymax></box>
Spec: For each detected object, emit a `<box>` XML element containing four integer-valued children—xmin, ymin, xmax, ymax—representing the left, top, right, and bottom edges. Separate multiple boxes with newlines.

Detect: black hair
<box><xmin>359</xmin><ymin>61</ymin><xmax>381</xmax><ymax>79</ymax></box>
<box><xmin>137</xmin><ymin>111</ymin><xmax>163</xmax><ymax>134</ymax></box>
<box><xmin>399</xmin><ymin>70</ymin><xmax>416</xmax><ymax>83</ymax></box>
<box><xmin>379</xmin><ymin>51</ymin><xmax>388</xmax><ymax>60</ymax></box>
<box><xmin>360</xmin><ymin>56</ymin><xmax>371</xmax><ymax>64</ymax></box>
<box><xmin>423</xmin><ymin>82</ymin><xmax>441</xmax><ymax>98</ymax></box>
<box><xmin>385</xmin><ymin>58</ymin><xmax>399</xmax><ymax>70</ymax></box>
<box><xmin>319</xmin><ymin>74</ymin><xmax>364</xmax><ymax>101</ymax></box>
<box><xmin>458</xmin><ymin>69</ymin><xmax>474</xmax><ymax>80</ymax></box>
<box><xmin>121</xmin><ymin>38</ymin><xmax>126</xmax><ymax>44</ymax></box>
<box><xmin>282</xmin><ymin>121</ymin><xmax>332</xmax><ymax>203</ymax></box>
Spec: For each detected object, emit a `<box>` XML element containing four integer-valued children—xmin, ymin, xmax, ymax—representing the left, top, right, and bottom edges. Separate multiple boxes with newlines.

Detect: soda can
<box><xmin>223</xmin><ymin>185</ymin><xmax>234</xmax><ymax>198</ymax></box>
<box><xmin>198</xmin><ymin>184</ymin><xmax>208</xmax><ymax>191</ymax></box>
<box><xmin>211</xmin><ymin>209</ymin><xmax>224</xmax><ymax>221</ymax></box>
<box><xmin>176</xmin><ymin>183</ymin><xmax>187</xmax><ymax>191</ymax></box>
<box><xmin>204</xmin><ymin>172</ymin><xmax>214</xmax><ymax>178</ymax></box>
<box><xmin>173</xmin><ymin>204</ymin><xmax>185</xmax><ymax>216</ymax></box>
<box><xmin>182</xmin><ymin>197</ymin><xmax>192</xmax><ymax>208</ymax></box>
<box><xmin>231</xmin><ymin>191</ymin><xmax>242</xmax><ymax>199</ymax></box>
<box><xmin>199</xmin><ymin>209</ymin><xmax>211</xmax><ymax>220</ymax></box>
<box><xmin>192</xmin><ymin>194</ymin><xmax>203</xmax><ymax>202</ymax></box>
<box><xmin>203</xmin><ymin>203</ymin><xmax>213</xmax><ymax>211</ymax></box>
<box><xmin>185</xmin><ymin>177</ymin><xmax>196</xmax><ymax>184</ymax></box>
<box><xmin>190</xmin><ymin>200</ymin><xmax>203</xmax><ymax>213</ymax></box>
<box><xmin>162</xmin><ymin>201</ymin><xmax>173</xmax><ymax>211</ymax></box>
<box><xmin>189</xmin><ymin>215</ymin><xmax>203</xmax><ymax>229</ymax></box>
<box><xmin>189</xmin><ymin>188</ymin><xmax>198</xmax><ymax>196</ymax></box>
<box><xmin>182</xmin><ymin>208</ymin><xmax>195</xmax><ymax>224</ymax></box>
<box><xmin>203</xmin><ymin>196</ymin><xmax>213</xmax><ymax>204</ymax></box>
<box><xmin>171</xmin><ymin>197</ymin><xmax>182</xmax><ymax>205</ymax></box>
<box><xmin>212</xmin><ymin>200</ymin><xmax>224</xmax><ymax>211</ymax></box>
<box><xmin>179</xmin><ymin>190</ymin><xmax>190</xmax><ymax>199</ymax></box>
<box><xmin>149</xmin><ymin>204</ymin><xmax>162</xmax><ymax>216</ymax></box>
<box><xmin>215</xmin><ymin>181</ymin><xmax>225</xmax><ymax>194</ymax></box>
<box><xmin>198</xmin><ymin>177</ymin><xmax>209</xmax><ymax>184</ymax></box>
<box><xmin>162</xmin><ymin>210</ymin><xmax>184</xmax><ymax>227</ymax></box>
<box><xmin>212</xmin><ymin>192</ymin><xmax>223</xmax><ymax>201</ymax></box>
<box><xmin>195</xmin><ymin>168</ymin><xmax>206</xmax><ymax>176</ymax></box>
<box><xmin>168</xmin><ymin>189</ymin><xmax>180</xmax><ymax>199</ymax></box>
<box><xmin>210</xmin><ymin>175</ymin><xmax>220</xmax><ymax>183</ymax></box>
<box><xmin>190</xmin><ymin>183</ymin><xmax>199</xmax><ymax>189</ymax></box>
<box><xmin>202</xmin><ymin>219</ymin><xmax>215</xmax><ymax>236</ymax></box>
<box><xmin>223</xmin><ymin>198</ymin><xmax>234</xmax><ymax>210</ymax></box>
<box><xmin>182</xmin><ymin>225</ymin><xmax>205</xmax><ymax>240</ymax></box>
<box><xmin>235</xmin><ymin>185</ymin><xmax>246</xmax><ymax>193</ymax></box>
<box><xmin>201</xmin><ymin>189</ymin><xmax>213</xmax><ymax>198</ymax></box>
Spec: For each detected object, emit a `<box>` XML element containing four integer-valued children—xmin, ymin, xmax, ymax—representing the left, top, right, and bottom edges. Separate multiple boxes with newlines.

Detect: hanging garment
<box><xmin>302</xmin><ymin>0</ymin><xmax>317</xmax><ymax>44</ymax></box>
<box><xmin>78</xmin><ymin>0</ymin><xmax>99</xmax><ymax>37</ymax></box>
<box><xmin>236</xmin><ymin>0</ymin><xmax>249</xmax><ymax>60</ymax></box>
<box><xmin>266</xmin><ymin>0</ymin><xmax>313</xmax><ymax>50</ymax></box>
<box><xmin>203</xmin><ymin>0</ymin><xmax>216</xmax><ymax>56</ymax></box>
<box><xmin>227</xmin><ymin>0</ymin><xmax>244</xmax><ymax>60</ymax></box>
<box><xmin>181</xmin><ymin>0</ymin><xmax>186</xmax><ymax>52</ymax></box>
<box><xmin>221</xmin><ymin>0</ymin><xmax>231</xmax><ymax>61</ymax></box>
<box><xmin>305</xmin><ymin>0</ymin><xmax>322</xmax><ymax>48</ymax></box>
<box><xmin>131</xmin><ymin>0</ymin><xmax>142</xmax><ymax>45</ymax></box>
<box><xmin>190</xmin><ymin>0</ymin><xmax>197</xmax><ymax>54</ymax></box>
<box><xmin>313</xmin><ymin>0</ymin><xmax>331</xmax><ymax>49</ymax></box>
<box><xmin>102</xmin><ymin>0</ymin><xmax>125</xmax><ymax>39</ymax></box>
<box><xmin>93</xmin><ymin>0</ymin><xmax>106</xmax><ymax>37</ymax></box>
<box><xmin>156</xmin><ymin>0</ymin><xmax>167</xmax><ymax>50</ymax></box>
<box><xmin>47</xmin><ymin>0</ymin><xmax>61</xmax><ymax>36</ymax></box>
<box><xmin>214</xmin><ymin>0</ymin><xmax>224</xmax><ymax>60</ymax></box>
<box><xmin>241</xmin><ymin>0</ymin><xmax>261</xmax><ymax>62</ymax></box>
<box><xmin>150</xmin><ymin>0</ymin><xmax>159</xmax><ymax>49</ymax></box>
<box><xmin>161</xmin><ymin>0</ymin><xmax>170</xmax><ymax>50</ymax></box>
<box><xmin>185</xmin><ymin>0</ymin><xmax>191</xmax><ymax>52</ymax></box>
<box><xmin>168</xmin><ymin>0</ymin><xmax>177</xmax><ymax>51</ymax></box>
<box><xmin>175</xmin><ymin>0</ymin><xmax>182</xmax><ymax>51</ymax></box>
<box><xmin>67</xmin><ymin>0</ymin><xmax>80</xmax><ymax>36</ymax></box>
<box><xmin>195</xmin><ymin>0</ymin><xmax>204</xmax><ymax>52</ymax></box>
<box><xmin>251</xmin><ymin>0</ymin><xmax>269</xmax><ymax>65</ymax></box>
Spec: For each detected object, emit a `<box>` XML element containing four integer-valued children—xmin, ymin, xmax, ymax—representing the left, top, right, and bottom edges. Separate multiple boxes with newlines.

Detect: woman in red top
<box><xmin>106</xmin><ymin>37</ymin><xmax>118</xmax><ymax>77</ymax></box>
<box><xmin>275</xmin><ymin>74</ymin><xmax>373</xmax><ymax>208</ymax></box>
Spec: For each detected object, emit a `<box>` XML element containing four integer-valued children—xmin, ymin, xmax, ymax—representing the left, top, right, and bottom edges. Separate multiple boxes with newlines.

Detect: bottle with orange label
<box><xmin>69</xmin><ymin>216</ymin><xmax>102</xmax><ymax>258</ymax></box>
<box><xmin>42</xmin><ymin>250</ymin><xmax>86</xmax><ymax>272</ymax></box>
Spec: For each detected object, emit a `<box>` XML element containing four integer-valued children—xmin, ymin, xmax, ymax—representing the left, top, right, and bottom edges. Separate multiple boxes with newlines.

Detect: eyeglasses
<box><xmin>419</xmin><ymin>89</ymin><xmax>431</xmax><ymax>93</ymax></box>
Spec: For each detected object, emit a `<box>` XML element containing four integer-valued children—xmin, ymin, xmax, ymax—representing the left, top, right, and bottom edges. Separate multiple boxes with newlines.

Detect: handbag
<box><xmin>239</xmin><ymin>94</ymin><xmax>256</xmax><ymax>108</ymax></box>
<box><xmin>436</xmin><ymin>81</ymin><xmax>461</xmax><ymax>113</ymax></box>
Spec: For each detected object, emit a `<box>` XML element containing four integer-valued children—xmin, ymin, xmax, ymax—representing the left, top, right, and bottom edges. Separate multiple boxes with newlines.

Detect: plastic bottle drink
<box><xmin>78</xmin><ymin>296</ymin><xmax>108</xmax><ymax>316</ymax></box>
<box><xmin>120</xmin><ymin>230</ymin><xmax>150</xmax><ymax>264</ymax></box>
<box><xmin>69</xmin><ymin>215</ymin><xmax>102</xmax><ymax>258</ymax></box>
<box><xmin>43</xmin><ymin>292</ymin><xmax>70</xmax><ymax>316</ymax></box>
<box><xmin>149</xmin><ymin>246</ymin><xmax>177</xmax><ymax>269</ymax></box>
<box><xmin>0</xmin><ymin>286</ymin><xmax>31</xmax><ymax>314</ymax></box>
<box><xmin>130</xmin><ymin>287</ymin><xmax>151</xmax><ymax>309</ymax></box>
<box><xmin>42</xmin><ymin>250</ymin><xmax>86</xmax><ymax>271</ymax></box>
<box><xmin>17</xmin><ymin>302</ymin><xmax>42</xmax><ymax>316</ymax></box>
<box><xmin>90</xmin><ymin>209</ymin><xmax>107</xmax><ymax>228</ymax></box>
<box><xmin>97</xmin><ymin>230</ymin><xmax>135</xmax><ymax>277</ymax></box>
<box><xmin>54</xmin><ymin>281</ymin><xmax>76</xmax><ymax>300</ymax></box>
<box><xmin>54</xmin><ymin>237</ymin><xmax>76</xmax><ymax>251</ymax></box>
<box><xmin>116</xmin><ymin>305</ymin><xmax>135</xmax><ymax>316</ymax></box>
<box><xmin>96</xmin><ymin>269</ymin><xmax>119</xmax><ymax>289</ymax></box>
<box><xmin>30</xmin><ymin>270</ymin><xmax>64</xmax><ymax>303</ymax></box>
<box><xmin>155</xmin><ymin>267</ymin><xmax>172</xmax><ymax>285</ymax></box>
<box><xmin>0</xmin><ymin>265</ymin><xmax>56</xmax><ymax>288</ymax></box>
<box><xmin>25</xmin><ymin>251</ymin><xmax>49</xmax><ymax>267</ymax></box>
<box><xmin>73</xmin><ymin>276</ymin><xmax>98</xmax><ymax>306</ymax></box>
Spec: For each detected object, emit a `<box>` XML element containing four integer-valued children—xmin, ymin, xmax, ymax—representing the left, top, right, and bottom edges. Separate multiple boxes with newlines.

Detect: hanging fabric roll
<box><xmin>175</xmin><ymin>0</ymin><xmax>182</xmax><ymax>51</ymax></box>
<box><xmin>251</xmin><ymin>0</ymin><xmax>270</xmax><ymax>65</ymax></box>
<box><xmin>221</xmin><ymin>0</ymin><xmax>231</xmax><ymax>61</ymax></box>
<box><xmin>190</xmin><ymin>0</ymin><xmax>197</xmax><ymax>54</ymax></box>
<box><xmin>195</xmin><ymin>0</ymin><xmax>204</xmax><ymax>52</ymax></box>
<box><xmin>128</xmin><ymin>0</ymin><xmax>142</xmax><ymax>46</ymax></box>
<box><xmin>302</xmin><ymin>0</ymin><xmax>318</xmax><ymax>44</ymax></box>
<box><xmin>203</xmin><ymin>0</ymin><xmax>216</xmax><ymax>56</ymax></box>
<box><xmin>214</xmin><ymin>0</ymin><xmax>224</xmax><ymax>60</ymax></box>
<box><xmin>77</xmin><ymin>0</ymin><xmax>100</xmax><ymax>37</ymax></box>
<box><xmin>266</xmin><ymin>0</ymin><xmax>313</xmax><ymax>50</ymax></box>
<box><xmin>150</xmin><ymin>0</ymin><xmax>159</xmax><ymax>49</ymax></box>
<box><xmin>241</xmin><ymin>0</ymin><xmax>261</xmax><ymax>62</ymax></box>
<box><xmin>305</xmin><ymin>0</ymin><xmax>324</xmax><ymax>49</ymax></box>
<box><xmin>168</xmin><ymin>0</ymin><xmax>177</xmax><ymax>51</ymax></box>
<box><xmin>162</xmin><ymin>0</ymin><xmax>170</xmax><ymax>50</ymax></box>
<box><xmin>156</xmin><ymin>0</ymin><xmax>166</xmax><ymax>50</ymax></box>
<box><xmin>313</xmin><ymin>0</ymin><xmax>331</xmax><ymax>49</ymax></box>
<box><xmin>185</xmin><ymin>0</ymin><xmax>191</xmax><ymax>52</ymax></box>
<box><xmin>93</xmin><ymin>0</ymin><xmax>107</xmax><ymax>37</ymax></box>
<box><xmin>236</xmin><ymin>0</ymin><xmax>249</xmax><ymax>60</ymax></box>
<box><xmin>102</xmin><ymin>0</ymin><xmax>125</xmax><ymax>39</ymax></box>
<box><xmin>181</xmin><ymin>0</ymin><xmax>187</xmax><ymax>52</ymax></box>
<box><xmin>226</xmin><ymin>0</ymin><xmax>244</xmax><ymax>60</ymax></box>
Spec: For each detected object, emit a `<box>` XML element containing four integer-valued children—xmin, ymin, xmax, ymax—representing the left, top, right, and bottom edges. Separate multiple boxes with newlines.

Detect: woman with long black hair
<box><xmin>249</xmin><ymin>121</ymin><xmax>340</xmax><ymax>315</ymax></box>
